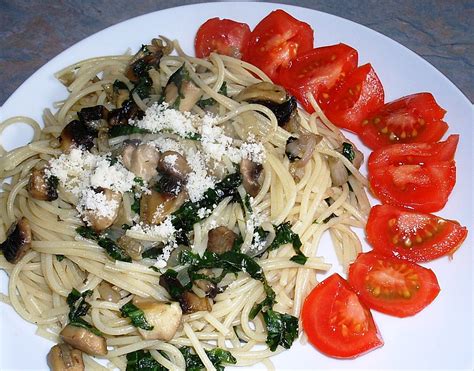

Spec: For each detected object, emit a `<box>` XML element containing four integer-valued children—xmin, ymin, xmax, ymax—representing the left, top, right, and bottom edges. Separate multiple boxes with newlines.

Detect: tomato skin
<box><xmin>242</xmin><ymin>9</ymin><xmax>314</xmax><ymax>81</ymax></box>
<box><xmin>360</xmin><ymin>93</ymin><xmax>448</xmax><ymax>150</ymax></box>
<box><xmin>366</xmin><ymin>205</ymin><xmax>468</xmax><ymax>262</ymax></box>
<box><xmin>322</xmin><ymin>63</ymin><xmax>384</xmax><ymax>134</ymax></box>
<box><xmin>278</xmin><ymin>43</ymin><xmax>358</xmax><ymax>113</ymax></box>
<box><xmin>368</xmin><ymin>135</ymin><xmax>458</xmax><ymax>212</ymax></box>
<box><xmin>348</xmin><ymin>252</ymin><xmax>441</xmax><ymax>317</ymax></box>
<box><xmin>195</xmin><ymin>18</ymin><xmax>251</xmax><ymax>58</ymax></box>
<box><xmin>302</xmin><ymin>274</ymin><xmax>383</xmax><ymax>359</ymax></box>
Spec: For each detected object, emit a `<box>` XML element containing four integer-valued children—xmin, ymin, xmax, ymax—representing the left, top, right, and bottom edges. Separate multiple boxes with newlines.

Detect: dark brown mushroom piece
<box><xmin>47</xmin><ymin>344</ymin><xmax>84</xmax><ymax>371</ymax></box>
<box><xmin>156</xmin><ymin>151</ymin><xmax>191</xmax><ymax>182</ymax></box>
<box><xmin>77</xmin><ymin>105</ymin><xmax>109</xmax><ymax>124</ymax></box>
<box><xmin>122</xmin><ymin>143</ymin><xmax>160</xmax><ymax>182</ymax></box>
<box><xmin>108</xmin><ymin>100</ymin><xmax>144</xmax><ymax>127</ymax></box>
<box><xmin>140</xmin><ymin>189</ymin><xmax>187</xmax><ymax>225</ymax></box>
<box><xmin>164</xmin><ymin>65</ymin><xmax>202</xmax><ymax>112</ymax></box>
<box><xmin>234</xmin><ymin>82</ymin><xmax>297</xmax><ymax>127</ymax></box>
<box><xmin>60</xmin><ymin>325</ymin><xmax>107</xmax><ymax>356</ymax></box>
<box><xmin>125</xmin><ymin>39</ymin><xmax>171</xmax><ymax>83</ymax></box>
<box><xmin>60</xmin><ymin>120</ymin><xmax>98</xmax><ymax>152</ymax></box>
<box><xmin>240</xmin><ymin>158</ymin><xmax>263</xmax><ymax>197</ymax></box>
<box><xmin>179</xmin><ymin>291</ymin><xmax>212</xmax><ymax>314</ymax></box>
<box><xmin>207</xmin><ymin>226</ymin><xmax>237</xmax><ymax>254</ymax></box>
<box><xmin>0</xmin><ymin>217</ymin><xmax>32</xmax><ymax>264</ymax></box>
<box><xmin>28</xmin><ymin>168</ymin><xmax>58</xmax><ymax>201</ymax></box>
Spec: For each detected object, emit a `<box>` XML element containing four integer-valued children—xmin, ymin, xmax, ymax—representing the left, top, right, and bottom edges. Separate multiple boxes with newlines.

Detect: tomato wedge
<box><xmin>322</xmin><ymin>63</ymin><xmax>384</xmax><ymax>134</ymax></box>
<box><xmin>368</xmin><ymin>135</ymin><xmax>458</xmax><ymax>212</ymax></box>
<box><xmin>360</xmin><ymin>93</ymin><xmax>448</xmax><ymax>150</ymax></box>
<box><xmin>242</xmin><ymin>9</ymin><xmax>313</xmax><ymax>81</ymax></box>
<box><xmin>278</xmin><ymin>43</ymin><xmax>358</xmax><ymax>113</ymax></box>
<box><xmin>195</xmin><ymin>18</ymin><xmax>251</xmax><ymax>58</ymax></box>
<box><xmin>348</xmin><ymin>252</ymin><xmax>440</xmax><ymax>317</ymax></box>
<box><xmin>366</xmin><ymin>205</ymin><xmax>468</xmax><ymax>262</ymax></box>
<box><xmin>302</xmin><ymin>273</ymin><xmax>383</xmax><ymax>359</ymax></box>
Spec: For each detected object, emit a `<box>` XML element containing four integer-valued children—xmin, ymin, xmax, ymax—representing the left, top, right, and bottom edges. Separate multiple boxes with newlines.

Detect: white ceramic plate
<box><xmin>1</xmin><ymin>2</ymin><xmax>472</xmax><ymax>370</ymax></box>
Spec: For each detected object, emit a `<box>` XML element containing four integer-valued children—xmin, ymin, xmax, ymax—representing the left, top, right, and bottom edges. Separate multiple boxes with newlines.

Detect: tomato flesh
<box><xmin>368</xmin><ymin>135</ymin><xmax>458</xmax><ymax>212</ymax></box>
<box><xmin>366</xmin><ymin>204</ymin><xmax>468</xmax><ymax>262</ymax></box>
<box><xmin>360</xmin><ymin>93</ymin><xmax>448</xmax><ymax>150</ymax></box>
<box><xmin>348</xmin><ymin>251</ymin><xmax>440</xmax><ymax>317</ymax></box>
<box><xmin>242</xmin><ymin>9</ymin><xmax>314</xmax><ymax>81</ymax></box>
<box><xmin>278</xmin><ymin>43</ymin><xmax>358</xmax><ymax>113</ymax></box>
<box><xmin>322</xmin><ymin>63</ymin><xmax>384</xmax><ymax>134</ymax></box>
<box><xmin>195</xmin><ymin>18</ymin><xmax>251</xmax><ymax>58</ymax></box>
<box><xmin>302</xmin><ymin>274</ymin><xmax>383</xmax><ymax>358</ymax></box>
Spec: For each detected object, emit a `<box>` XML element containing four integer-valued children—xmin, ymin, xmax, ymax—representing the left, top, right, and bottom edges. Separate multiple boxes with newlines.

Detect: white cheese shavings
<box><xmin>152</xmin><ymin>243</ymin><xmax>176</xmax><ymax>269</ymax></box>
<box><xmin>185</xmin><ymin>150</ymin><xmax>216</xmax><ymax>202</ymax></box>
<box><xmin>130</xmin><ymin>217</ymin><xmax>176</xmax><ymax>242</ymax></box>
<box><xmin>77</xmin><ymin>189</ymin><xmax>119</xmax><ymax>223</ymax></box>
<box><xmin>131</xmin><ymin>102</ymin><xmax>198</xmax><ymax>137</ymax></box>
<box><xmin>240</xmin><ymin>141</ymin><xmax>266</xmax><ymax>164</ymax></box>
<box><xmin>90</xmin><ymin>157</ymin><xmax>136</xmax><ymax>193</ymax></box>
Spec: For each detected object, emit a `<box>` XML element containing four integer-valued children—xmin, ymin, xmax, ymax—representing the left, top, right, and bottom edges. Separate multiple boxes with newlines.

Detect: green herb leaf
<box><xmin>268</xmin><ymin>222</ymin><xmax>307</xmax><ymax>261</ymax></box>
<box><xmin>142</xmin><ymin>246</ymin><xmax>163</xmax><ymax>259</ymax></box>
<box><xmin>180</xmin><ymin>347</ymin><xmax>204</xmax><ymax>371</ymax></box>
<box><xmin>263</xmin><ymin>309</ymin><xmax>299</xmax><ymax>351</ymax></box>
<box><xmin>249</xmin><ymin>282</ymin><xmax>276</xmax><ymax>319</ymax></box>
<box><xmin>66</xmin><ymin>288</ymin><xmax>92</xmax><ymax>321</ymax></box>
<box><xmin>120</xmin><ymin>302</ymin><xmax>154</xmax><ymax>330</ymax></box>
<box><xmin>109</xmin><ymin>124</ymin><xmax>150</xmax><ymax>138</ymax></box>
<box><xmin>69</xmin><ymin>317</ymin><xmax>103</xmax><ymax>337</ymax></box>
<box><xmin>98</xmin><ymin>237</ymin><xmax>132</xmax><ymax>262</ymax></box>
<box><xmin>76</xmin><ymin>226</ymin><xmax>99</xmax><ymax>240</ymax></box>
<box><xmin>180</xmin><ymin>346</ymin><xmax>236</xmax><ymax>371</ymax></box>
<box><xmin>159</xmin><ymin>269</ymin><xmax>187</xmax><ymax>300</ymax></box>
<box><xmin>131</xmin><ymin>75</ymin><xmax>152</xmax><ymax>99</ymax></box>
<box><xmin>126</xmin><ymin>350</ymin><xmax>167</xmax><ymax>371</ymax></box>
<box><xmin>131</xmin><ymin>193</ymin><xmax>141</xmax><ymax>214</ymax></box>
<box><xmin>56</xmin><ymin>254</ymin><xmax>65</xmax><ymax>262</ymax></box>
<box><xmin>290</xmin><ymin>253</ymin><xmax>308</xmax><ymax>265</ymax></box>
<box><xmin>342</xmin><ymin>142</ymin><xmax>355</xmax><ymax>162</ymax></box>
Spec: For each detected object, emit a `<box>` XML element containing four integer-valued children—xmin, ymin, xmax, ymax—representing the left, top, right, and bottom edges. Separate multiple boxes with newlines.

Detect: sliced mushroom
<box><xmin>97</xmin><ymin>281</ymin><xmax>121</xmax><ymax>303</ymax></box>
<box><xmin>122</xmin><ymin>143</ymin><xmax>160</xmax><ymax>182</ymax></box>
<box><xmin>194</xmin><ymin>278</ymin><xmax>220</xmax><ymax>299</ymax></box>
<box><xmin>108</xmin><ymin>99</ymin><xmax>144</xmax><ymax>127</ymax></box>
<box><xmin>234</xmin><ymin>82</ymin><xmax>297</xmax><ymax>126</ymax></box>
<box><xmin>285</xmin><ymin>132</ymin><xmax>322</xmax><ymax>168</ymax></box>
<box><xmin>157</xmin><ymin>151</ymin><xmax>191</xmax><ymax>182</ymax></box>
<box><xmin>164</xmin><ymin>65</ymin><xmax>202</xmax><ymax>112</ymax></box>
<box><xmin>207</xmin><ymin>226</ymin><xmax>237</xmax><ymax>254</ymax></box>
<box><xmin>28</xmin><ymin>168</ymin><xmax>58</xmax><ymax>201</ymax></box>
<box><xmin>0</xmin><ymin>217</ymin><xmax>32</xmax><ymax>264</ymax></box>
<box><xmin>140</xmin><ymin>189</ymin><xmax>187</xmax><ymax>225</ymax></box>
<box><xmin>132</xmin><ymin>297</ymin><xmax>182</xmax><ymax>341</ymax></box>
<box><xmin>179</xmin><ymin>291</ymin><xmax>212</xmax><ymax>314</ymax></box>
<box><xmin>116</xmin><ymin>235</ymin><xmax>144</xmax><ymax>260</ymax></box>
<box><xmin>60</xmin><ymin>325</ymin><xmax>107</xmax><ymax>356</ymax></box>
<box><xmin>83</xmin><ymin>189</ymin><xmax>122</xmax><ymax>232</ymax></box>
<box><xmin>77</xmin><ymin>105</ymin><xmax>109</xmax><ymax>124</ymax></box>
<box><xmin>125</xmin><ymin>39</ymin><xmax>171</xmax><ymax>83</ymax></box>
<box><xmin>240</xmin><ymin>159</ymin><xmax>263</xmax><ymax>197</ymax></box>
<box><xmin>47</xmin><ymin>343</ymin><xmax>84</xmax><ymax>371</ymax></box>
<box><xmin>60</xmin><ymin>120</ymin><xmax>98</xmax><ymax>152</ymax></box>
<box><xmin>328</xmin><ymin>157</ymin><xmax>349</xmax><ymax>186</ymax></box>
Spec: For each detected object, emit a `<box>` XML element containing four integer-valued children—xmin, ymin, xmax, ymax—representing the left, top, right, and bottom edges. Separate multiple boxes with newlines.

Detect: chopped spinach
<box><xmin>66</xmin><ymin>288</ymin><xmax>92</xmax><ymax>321</ymax></box>
<box><xmin>180</xmin><ymin>346</ymin><xmax>236</xmax><ymax>371</ymax></box>
<box><xmin>268</xmin><ymin>222</ymin><xmax>307</xmax><ymax>264</ymax></box>
<box><xmin>290</xmin><ymin>254</ymin><xmax>308</xmax><ymax>265</ymax></box>
<box><xmin>263</xmin><ymin>309</ymin><xmax>299</xmax><ymax>351</ymax></box>
<box><xmin>76</xmin><ymin>226</ymin><xmax>132</xmax><ymax>262</ymax></box>
<box><xmin>142</xmin><ymin>246</ymin><xmax>163</xmax><ymax>259</ymax></box>
<box><xmin>69</xmin><ymin>317</ymin><xmax>103</xmax><ymax>337</ymax></box>
<box><xmin>249</xmin><ymin>282</ymin><xmax>276</xmax><ymax>319</ymax></box>
<box><xmin>134</xmin><ymin>177</ymin><xmax>145</xmax><ymax>186</ymax></box>
<box><xmin>197</xmin><ymin>82</ymin><xmax>228</xmax><ymax>109</ymax></box>
<box><xmin>159</xmin><ymin>269</ymin><xmax>187</xmax><ymax>300</ymax></box>
<box><xmin>120</xmin><ymin>302</ymin><xmax>154</xmax><ymax>330</ymax></box>
<box><xmin>341</xmin><ymin>142</ymin><xmax>355</xmax><ymax>163</ymax></box>
<box><xmin>56</xmin><ymin>254</ymin><xmax>65</xmax><ymax>262</ymax></box>
<box><xmin>131</xmin><ymin>193</ymin><xmax>141</xmax><ymax>214</ymax></box>
<box><xmin>108</xmin><ymin>124</ymin><xmax>149</xmax><ymax>138</ymax></box>
<box><xmin>131</xmin><ymin>75</ymin><xmax>152</xmax><ymax>99</ymax></box>
<box><xmin>126</xmin><ymin>350</ymin><xmax>167</xmax><ymax>371</ymax></box>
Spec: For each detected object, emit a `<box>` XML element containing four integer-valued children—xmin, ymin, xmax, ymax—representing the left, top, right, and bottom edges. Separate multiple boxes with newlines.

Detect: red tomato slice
<box><xmin>366</xmin><ymin>205</ymin><xmax>468</xmax><ymax>262</ymax></box>
<box><xmin>322</xmin><ymin>63</ymin><xmax>384</xmax><ymax>134</ymax></box>
<box><xmin>368</xmin><ymin>135</ymin><xmax>458</xmax><ymax>212</ymax></box>
<box><xmin>360</xmin><ymin>93</ymin><xmax>448</xmax><ymax>150</ymax></box>
<box><xmin>195</xmin><ymin>18</ymin><xmax>251</xmax><ymax>58</ymax></box>
<box><xmin>348</xmin><ymin>251</ymin><xmax>441</xmax><ymax>317</ymax></box>
<box><xmin>302</xmin><ymin>273</ymin><xmax>383</xmax><ymax>359</ymax></box>
<box><xmin>242</xmin><ymin>9</ymin><xmax>314</xmax><ymax>81</ymax></box>
<box><xmin>278</xmin><ymin>43</ymin><xmax>358</xmax><ymax>113</ymax></box>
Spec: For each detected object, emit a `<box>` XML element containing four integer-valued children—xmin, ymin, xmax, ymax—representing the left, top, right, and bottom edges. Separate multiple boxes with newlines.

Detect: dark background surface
<box><xmin>0</xmin><ymin>0</ymin><xmax>473</xmax><ymax>104</ymax></box>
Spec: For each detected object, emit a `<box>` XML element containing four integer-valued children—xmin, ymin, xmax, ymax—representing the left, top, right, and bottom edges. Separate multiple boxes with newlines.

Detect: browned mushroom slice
<box><xmin>240</xmin><ymin>158</ymin><xmax>263</xmax><ymax>197</ymax></box>
<box><xmin>234</xmin><ymin>82</ymin><xmax>297</xmax><ymax>127</ymax></box>
<box><xmin>122</xmin><ymin>143</ymin><xmax>160</xmax><ymax>182</ymax></box>
<box><xmin>0</xmin><ymin>217</ymin><xmax>32</xmax><ymax>264</ymax></box>
<box><xmin>60</xmin><ymin>325</ymin><xmax>107</xmax><ymax>356</ymax></box>
<box><xmin>156</xmin><ymin>151</ymin><xmax>191</xmax><ymax>182</ymax></box>
<box><xmin>47</xmin><ymin>344</ymin><xmax>84</xmax><ymax>371</ymax></box>
<box><xmin>179</xmin><ymin>291</ymin><xmax>212</xmax><ymax>314</ymax></box>
<box><xmin>28</xmin><ymin>168</ymin><xmax>58</xmax><ymax>201</ymax></box>
<box><xmin>108</xmin><ymin>100</ymin><xmax>144</xmax><ymax>127</ymax></box>
<box><xmin>194</xmin><ymin>278</ymin><xmax>220</xmax><ymax>299</ymax></box>
<box><xmin>132</xmin><ymin>297</ymin><xmax>182</xmax><ymax>341</ymax></box>
<box><xmin>207</xmin><ymin>226</ymin><xmax>237</xmax><ymax>254</ymax></box>
<box><xmin>77</xmin><ymin>105</ymin><xmax>109</xmax><ymax>124</ymax></box>
<box><xmin>140</xmin><ymin>190</ymin><xmax>187</xmax><ymax>225</ymax></box>
<box><xmin>83</xmin><ymin>189</ymin><xmax>122</xmax><ymax>232</ymax></box>
<box><xmin>60</xmin><ymin>120</ymin><xmax>98</xmax><ymax>152</ymax></box>
<box><xmin>125</xmin><ymin>39</ymin><xmax>171</xmax><ymax>83</ymax></box>
<box><xmin>164</xmin><ymin>65</ymin><xmax>202</xmax><ymax>112</ymax></box>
